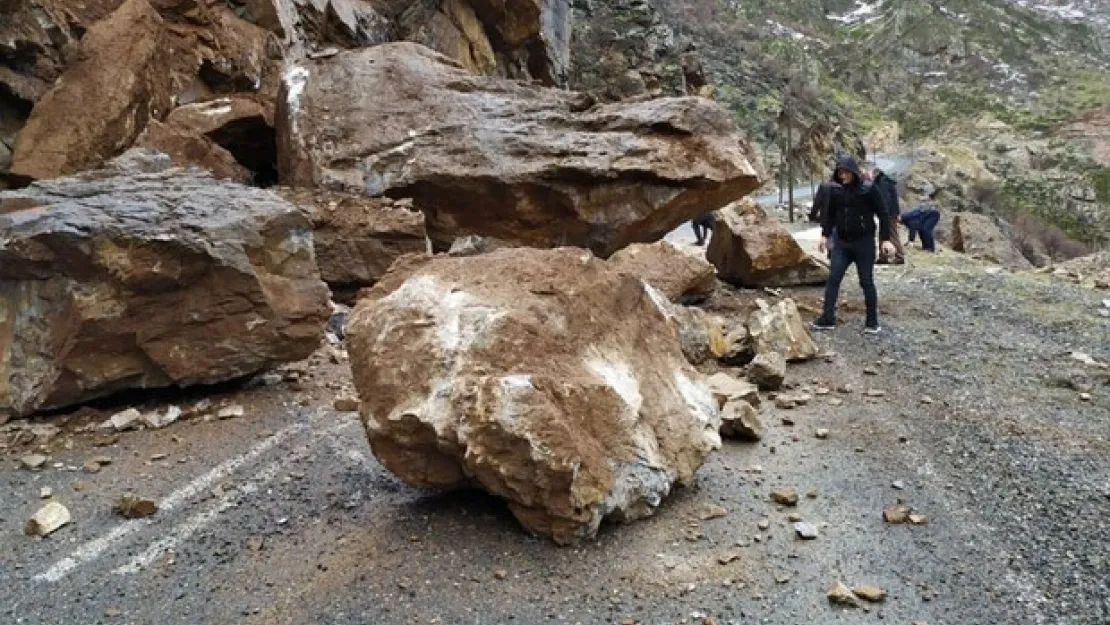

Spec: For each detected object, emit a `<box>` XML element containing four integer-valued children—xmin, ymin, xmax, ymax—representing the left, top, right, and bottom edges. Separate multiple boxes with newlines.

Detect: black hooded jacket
<box><xmin>872</xmin><ymin>170</ymin><xmax>900</xmax><ymax>217</ymax></box>
<box><xmin>821</xmin><ymin>156</ymin><xmax>892</xmax><ymax>243</ymax></box>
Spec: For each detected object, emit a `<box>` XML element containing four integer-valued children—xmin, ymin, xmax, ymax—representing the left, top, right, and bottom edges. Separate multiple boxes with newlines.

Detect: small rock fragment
<box><xmin>892</xmin><ymin>480</ymin><xmax>905</xmax><ymax>490</ymax></box>
<box><xmin>771</xmin><ymin>488</ymin><xmax>799</xmax><ymax>506</ymax></box>
<box><xmin>787</xmin><ymin>512</ymin><xmax>802</xmax><ymax>522</ymax></box>
<box><xmin>142</xmin><ymin>405</ymin><xmax>182</xmax><ymax>429</ymax></box>
<box><xmin>827</xmin><ymin>398</ymin><xmax>844</xmax><ymax>407</ymax></box>
<box><xmin>815</xmin><ymin>428</ymin><xmax>829</xmax><ymax>439</ymax></box>
<box><xmin>883</xmin><ymin>506</ymin><xmax>911</xmax><ymax>524</ymax></box>
<box><xmin>852</xmin><ymin>585</ymin><xmax>886</xmax><ymax>602</ymax></box>
<box><xmin>20</xmin><ymin>454</ymin><xmax>48</xmax><ymax>470</ymax></box>
<box><xmin>909</xmin><ymin>513</ymin><xmax>929</xmax><ymax>525</ymax></box>
<box><xmin>864</xmin><ymin>389</ymin><xmax>887</xmax><ymax>398</ymax></box>
<box><xmin>757</xmin><ymin>519</ymin><xmax>770</xmax><ymax>530</ymax></box>
<box><xmin>115</xmin><ymin>494</ymin><xmax>159</xmax><ymax>519</ymax></box>
<box><xmin>93</xmin><ymin>456</ymin><xmax>113</xmax><ymax>466</ymax></box>
<box><xmin>720</xmin><ymin>401</ymin><xmax>763</xmax><ymax>441</ymax></box>
<box><xmin>747</xmin><ymin>352</ymin><xmax>787</xmax><ymax>391</ymax></box>
<box><xmin>494</xmin><ymin>569</ymin><xmax>508</xmax><ymax>580</ymax></box>
<box><xmin>717</xmin><ymin>551</ymin><xmax>741</xmax><ymax>565</ymax></box>
<box><xmin>794</xmin><ymin>522</ymin><xmax>819</xmax><ymax>540</ymax></box>
<box><xmin>774</xmin><ymin>395</ymin><xmax>797</xmax><ymax>410</ymax></box>
<box><xmin>217</xmin><ymin>405</ymin><xmax>245</xmax><ymax>420</ymax></box>
<box><xmin>26</xmin><ymin>501</ymin><xmax>71</xmax><ymax>536</ymax></box>
<box><xmin>1079</xmin><ymin>392</ymin><xmax>1092</xmax><ymax>402</ymax></box>
<box><xmin>82</xmin><ymin>460</ymin><xmax>102</xmax><ymax>474</ymax></box>
<box><xmin>863</xmin><ymin>367</ymin><xmax>878</xmax><ymax>375</ymax></box>
<box><xmin>40</xmin><ymin>487</ymin><xmax>54</xmax><ymax>499</ymax></box>
<box><xmin>333</xmin><ymin>397</ymin><xmax>361</xmax><ymax>412</ymax></box>
<box><xmin>806</xmin><ymin>489</ymin><xmax>818</xmax><ymax>499</ymax></box>
<box><xmin>774</xmin><ymin>573</ymin><xmax>790</xmax><ymax>584</ymax></box>
<box><xmin>827</xmin><ymin>581</ymin><xmax>859</xmax><ymax>607</ymax></box>
<box><xmin>699</xmin><ymin>503</ymin><xmax>729</xmax><ymax>520</ymax></box>
<box><xmin>102</xmin><ymin>408</ymin><xmax>142</xmax><ymax>431</ymax></box>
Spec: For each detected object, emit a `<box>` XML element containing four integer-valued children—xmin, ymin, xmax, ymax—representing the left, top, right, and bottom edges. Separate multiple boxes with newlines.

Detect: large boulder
<box><xmin>746</xmin><ymin>298</ymin><xmax>819</xmax><ymax>363</ymax></box>
<box><xmin>8</xmin><ymin>0</ymin><xmax>178</xmax><ymax>180</ymax></box>
<box><xmin>278</xmin><ymin>188</ymin><xmax>428</xmax><ymax>301</ymax></box>
<box><xmin>346</xmin><ymin>247</ymin><xmax>721</xmax><ymax>544</ymax></box>
<box><xmin>276</xmin><ymin>43</ymin><xmax>762</xmax><ymax>257</ymax></box>
<box><xmin>607</xmin><ymin>241</ymin><xmax>716</xmax><ymax>303</ymax></box>
<box><xmin>245</xmin><ymin>0</ymin><xmax>570</xmax><ymax>84</ymax></box>
<box><xmin>0</xmin><ymin>150</ymin><xmax>330</xmax><ymax>419</ymax></box>
<box><xmin>707</xmin><ymin>199</ymin><xmax>829</xmax><ymax>288</ymax></box>
<box><xmin>8</xmin><ymin>0</ymin><xmax>281</xmax><ymax>181</ymax></box>
<box><xmin>949</xmin><ymin>212</ymin><xmax>1032</xmax><ymax>270</ymax></box>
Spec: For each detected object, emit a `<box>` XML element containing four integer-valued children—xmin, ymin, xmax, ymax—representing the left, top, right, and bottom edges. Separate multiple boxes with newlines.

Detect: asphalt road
<box><xmin>3</xmin><ymin>246</ymin><xmax>1107</xmax><ymax>625</ymax></box>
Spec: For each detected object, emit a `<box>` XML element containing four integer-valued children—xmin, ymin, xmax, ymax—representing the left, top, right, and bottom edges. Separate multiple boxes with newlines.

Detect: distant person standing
<box><xmin>691</xmin><ymin>211</ymin><xmax>715</xmax><ymax>246</ymax></box>
<box><xmin>899</xmin><ymin>196</ymin><xmax>942</xmax><ymax>252</ymax></box>
<box><xmin>872</xmin><ymin>167</ymin><xmax>904</xmax><ymax>264</ymax></box>
<box><xmin>813</xmin><ymin>156</ymin><xmax>896</xmax><ymax>334</ymax></box>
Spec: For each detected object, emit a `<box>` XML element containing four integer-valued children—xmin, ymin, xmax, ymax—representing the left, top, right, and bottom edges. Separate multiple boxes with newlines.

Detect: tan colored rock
<box><xmin>747</xmin><ymin>298</ymin><xmax>819</xmax><ymax>362</ymax></box>
<box><xmin>278</xmin><ymin>188</ymin><xmax>427</xmax><ymax>300</ymax></box>
<box><xmin>707</xmin><ymin>199</ymin><xmax>829</xmax><ymax>288</ymax></box>
<box><xmin>643</xmin><ymin>288</ymin><xmax>727</xmax><ymax>366</ymax></box>
<box><xmin>115</xmin><ymin>494</ymin><xmax>159</xmax><ymax>518</ymax></box>
<box><xmin>720</xmin><ymin>401</ymin><xmax>763</xmax><ymax>441</ymax></box>
<box><xmin>706</xmin><ymin>373</ymin><xmax>761</xmax><ymax>409</ymax></box>
<box><xmin>852</xmin><ymin>585</ymin><xmax>887</xmax><ymax>603</ymax></box>
<box><xmin>346</xmin><ymin>247</ymin><xmax>721</xmax><ymax>544</ymax></box>
<box><xmin>771</xmin><ymin>488</ymin><xmax>799</xmax><ymax>506</ymax></box>
<box><xmin>747</xmin><ymin>351</ymin><xmax>786</xmax><ymax>391</ymax></box>
<box><xmin>950</xmin><ymin>212</ymin><xmax>1031</xmax><ymax>270</ymax></box>
<box><xmin>883</xmin><ymin>506</ymin><xmax>911</xmax><ymax>524</ymax></box>
<box><xmin>447</xmin><ymin>235</ymin><xmax>516</xmax><ymax>257</ymax></box>
<box><xmin>276</xmin><ymin>43</ymin><xmax>761</xmax><ymax>257</ymax></box>
<box><xmin>607</xmin><ymin>241</ymin><xmax>716</xmax><ymax>303</ymax></box>
<box><xmin>9</xmin><ymin>0</ymin><xmax>178</xmax><ymax>180</ymax></box>
<box><xmin>26</xmin><ymin>501</ymin><xmax>71</xmax><ymax>536</ymax></box>
<box><xmin>0</xmin><ymin>151</ymin><xmax>330</xmax><ymax>417</ymax></box>
<box><xmin>827</xmin><ymin>581</ymin><xmax>860</xmax><ymax>607</ymax></box>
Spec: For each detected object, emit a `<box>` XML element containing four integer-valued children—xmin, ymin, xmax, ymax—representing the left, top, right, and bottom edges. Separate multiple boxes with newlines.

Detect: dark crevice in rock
<box><xmin>205</xmin><ymin>115</ymin><xmax>278</xmax><ymax>187</ymax></box>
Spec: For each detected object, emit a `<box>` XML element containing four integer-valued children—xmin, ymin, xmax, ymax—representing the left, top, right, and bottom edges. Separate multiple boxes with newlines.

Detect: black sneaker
<box><xmin>811</xmin><ymin>317</ymin><xmax>836</xmax><ymax>331</ymax></box>
<box><xmin>863</xmin><ymin>323</ymin><xmax>881</xmax><ymax>335</ymax></box>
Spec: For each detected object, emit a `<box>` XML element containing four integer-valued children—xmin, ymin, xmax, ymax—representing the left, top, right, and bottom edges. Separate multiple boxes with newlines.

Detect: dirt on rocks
<box><xmin>0</xmin><ymin>246</ymin><xmax>1107</xmax><ymax>625</ymax></box>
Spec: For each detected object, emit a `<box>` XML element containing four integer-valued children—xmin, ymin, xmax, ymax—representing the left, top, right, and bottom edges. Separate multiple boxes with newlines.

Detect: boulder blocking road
<box><xmin>2</xmin><ymin>249</ymin><xmax>1107</xmax><ymax>625</ymax></box>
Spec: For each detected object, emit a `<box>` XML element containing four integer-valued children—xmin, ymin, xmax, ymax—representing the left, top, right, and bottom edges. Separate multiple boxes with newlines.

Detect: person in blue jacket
<box><xmin>898</xmin><ymin>196</ymin><xmax>942</xmax><ymax>252</ymax></box>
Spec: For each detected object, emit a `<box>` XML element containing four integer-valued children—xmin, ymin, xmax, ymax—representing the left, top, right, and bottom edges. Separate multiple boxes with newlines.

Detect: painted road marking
<box><xmin>114</xmin><ymin>419</ymin><xmax>355</xmax><ymax>575</ymax></box>
<box><xmin>36</xmin><ymin>409</ymin><xmax>349</xmax><ymax>583</ymax></box>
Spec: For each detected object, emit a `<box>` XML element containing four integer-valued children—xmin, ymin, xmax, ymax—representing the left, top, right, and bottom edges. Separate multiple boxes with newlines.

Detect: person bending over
<box><xmin>899</xmin><ymin>196</ymin><xmax>941</xmax><ymax>252</ymax></box>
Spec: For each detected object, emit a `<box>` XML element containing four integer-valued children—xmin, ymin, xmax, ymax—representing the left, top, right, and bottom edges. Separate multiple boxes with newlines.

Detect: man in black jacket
<box><xmin>871</xmin><ymin>167</ymin><xmax>904</xmax><ymax>264</ymax></box>
<box><xmin>814</xmin><ymin>156</ymin><xmax>897</xmax><ymax>334</ymax></box>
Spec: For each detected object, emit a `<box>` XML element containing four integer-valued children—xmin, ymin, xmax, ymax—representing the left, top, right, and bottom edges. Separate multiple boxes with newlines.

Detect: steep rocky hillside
<box><xmin>602</xmin><ymin>0</ymin><xmax>1110</xmax><ymax>248</ymax></box>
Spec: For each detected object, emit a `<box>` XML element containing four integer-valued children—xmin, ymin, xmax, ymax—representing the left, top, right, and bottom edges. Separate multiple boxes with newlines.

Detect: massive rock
<box><xmin>346</xmin><ymin>247</ymin><xmax>721</xmax><ymax>544</ymax></box>
<box><xmin>708</xmin><ymin>199</ymin><xmax>829</xmax><ymax>288</ymax></box>
<box><xmin>276</xmin><ymin>43</ymin><xmax>762</xmax><ymax>257</ymax></box>
<box><xmin>278</xmin><ymin>188</ymin><xmax>427</xmax><ymax>300</ymax></box>
<box><xmin>607</xmin><ymin>241</ymin><xmax>716</xmax><ymax>303</ymax></box>
<box><xmin>246</xmin><ymin>0</ymin><xmax>570</xmax><ymax>84</ymax></box>
<box><xmin>949</xmin><ymin>212</ymin><xmax>1032</xmax><ymax>270</ymax></box>
<box><xmin>8</xmin><ymin>0</ymin><xmax>179</xmax><ymax>180</ymax></box>
<box><xmin>8</xmin><ymin>0</ymin><xmax>280</xmax><ymax>181</ymax></box>
<box><xmin>0</xmin><ymin>150</ymin><xmax>330</xmax><ymax>418</ymax></box>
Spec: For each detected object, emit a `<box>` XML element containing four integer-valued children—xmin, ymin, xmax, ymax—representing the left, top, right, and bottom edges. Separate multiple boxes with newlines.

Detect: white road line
<box><xmin>113</xmin><ymin>419</ymin><xmax>354</xmax><ymax>575</ymax></box>
<box><xmin>35</xmin><ymin>410</ymin><xmax>332</xmax><ymax>583</ymax></box>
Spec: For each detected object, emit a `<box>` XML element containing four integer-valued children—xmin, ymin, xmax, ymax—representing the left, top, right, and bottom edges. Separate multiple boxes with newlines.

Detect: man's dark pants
<box><xmin>919</xmin><ymin>211</ymin><xmax>941</xmax><ymax>251</ymax></box>
<box><xmin>822</xmin><ymin>236</ymin><xmax>878</xmax><ymax>326</ymax></box>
